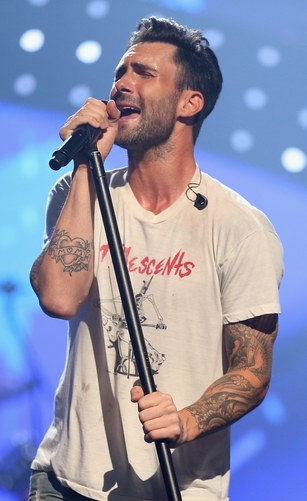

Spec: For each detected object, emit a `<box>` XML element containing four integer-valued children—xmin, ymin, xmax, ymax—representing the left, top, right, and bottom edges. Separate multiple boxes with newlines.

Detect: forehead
<box><xmin>116</xmin><ymin>42</ymin><xmax>177</xmax><ymax>70</ymax></box>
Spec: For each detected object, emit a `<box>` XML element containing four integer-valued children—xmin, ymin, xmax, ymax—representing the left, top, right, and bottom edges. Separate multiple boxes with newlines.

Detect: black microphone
<box><xmin>194</xmin><ymin>193</ymin><xmax>208</xmax><ymax>210</ymax></box>
<box><xmin>185</xmin><ymin>169</ymin><xmax>208</xmax><ymax>211</ymax></box>
<box><xmin>49</xmin><ymin>99</ymin><xmax>108</xmax><ymax>171</ymax></box>
<box><xmin>49</xmin><ymin>125</ymin><xmax>102</xmax><ymax>170</ymax></box>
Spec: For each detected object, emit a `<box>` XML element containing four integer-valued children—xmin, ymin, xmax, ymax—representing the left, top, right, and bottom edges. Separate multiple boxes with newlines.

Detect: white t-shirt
<box><xmin>31</xmin><ymin>167</ymin><xmax>283</xmax><ymax>500</ymax></box>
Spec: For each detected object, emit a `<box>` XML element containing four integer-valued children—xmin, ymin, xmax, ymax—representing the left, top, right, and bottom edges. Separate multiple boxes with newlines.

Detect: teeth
<box><xmin>121</xmin><ymin>107</ymin><xmax>139</xmax><ymax>116</ymax></box>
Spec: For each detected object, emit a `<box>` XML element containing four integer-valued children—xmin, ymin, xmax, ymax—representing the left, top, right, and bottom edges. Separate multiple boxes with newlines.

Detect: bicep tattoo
<box><xmin>225</xmin><ymin>315</ymin><xmax>278</xmax><ymax>385</ymax></box>
<box><xmin>48</xmin><ymin>229</ymin><xmax>93</xmax><ymax>275</ymax></box>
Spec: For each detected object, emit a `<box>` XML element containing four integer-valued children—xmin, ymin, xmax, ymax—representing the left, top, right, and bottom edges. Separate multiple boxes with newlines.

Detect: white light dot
<box><xmin>86</xmin><ymin>0</ymin><xmax>110</xmax><ymax>18</ymax></box>
<box><xmin>298</xmin><ymin>107</ymin><xmax>307</xmax><ymax>129</ymax></box>
<box><xmin>261</xmin><ymin>394</ymin><xmax>287</xmax><ymax>425</ymax></box>
<box><xmin>14</xmin><ymin>74</ymin><xmax>37</xmax><ymax>96</ymax></box>
<box><xmin>281</xmin><ymin>147</ymin><xmax>306</xmax><ymax>173</ymax></box>
<box><xmin>230</xmin><ymin>129</ymin><xmax>254</xmax><ymax>152</ymax></box>
<box><xmin>28</xmin><ymin>0</ymin><xmax>50</xmax><ymax>6</ymax></box>
<box><xmin>19</xmin><ymin>29</ymin><xmax>45</xmax><ymax>52</ymax></box>
<box><xmin>244</xmin><ymin>87</ymin><xmax>268</xmax><ymax>110</ymax></box>
<box><xmin>68</xmin><ymin>85</ymin><xmax>92</xmax><ymax>107</ymax></box>
<box><xmin>76</xmin><ymin>40</ymin><xmax>102</xmax><ymax>64</ymax></box>
<box><xmin>203</xmin><ymin>28</ymin><xmax>225</xmax><ymax>50</ymax></box>
<box><xmin>257</xmin><ymin>46</ymin><xmax>281</xmax><ymax>67</ymax></box>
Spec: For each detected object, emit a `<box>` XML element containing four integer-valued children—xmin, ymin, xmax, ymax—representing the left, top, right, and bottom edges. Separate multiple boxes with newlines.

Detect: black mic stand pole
<box><xmin>88</xmin><ymin>147</ymin><xmax>182</xmax><ymax>501</ymax></box>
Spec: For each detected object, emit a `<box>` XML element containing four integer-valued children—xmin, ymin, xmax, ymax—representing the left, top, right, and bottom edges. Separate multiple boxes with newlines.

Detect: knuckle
<box><xmin>142</xmin><ymin>423</ymin><xmax>150</xmax><ymax>434</ymax></box>
<box><xmin>162</xmin><ymin>393</ymin><xmax>172</xmax><ymax>403</ymax></box>
<box><xmin>59</xmin><ymin>125</ymin><xmax>69</xmax><ymax>140</ymax></box>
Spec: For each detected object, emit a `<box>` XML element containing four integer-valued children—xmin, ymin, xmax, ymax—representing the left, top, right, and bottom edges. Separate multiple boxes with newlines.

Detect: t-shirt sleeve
<box><xmin>43</xmin><ymin>172</ymin><xmax>72</xmax><ymax>245</ymax></box>
<box><xmin>220</xmin><ymin>229</ymin><xmax>284</xmax><ymax>324</ymax></box>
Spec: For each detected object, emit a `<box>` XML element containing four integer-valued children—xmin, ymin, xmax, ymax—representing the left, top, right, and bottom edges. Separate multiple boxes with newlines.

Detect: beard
<box><xmin>115</xmin><ymin>92</ymin><xmax>180</xmax><ymax>152</ymax></box>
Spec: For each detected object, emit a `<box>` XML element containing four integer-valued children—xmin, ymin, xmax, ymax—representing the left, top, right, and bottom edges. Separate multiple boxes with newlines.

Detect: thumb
<box><xmin>96</xmin><ymin>99</ymin><xmax>120</xmax><ymax>160</ymax></box>
<box><xmin>106</xmin><ymin>99</ymin><xmax>121</xmax><ymax>124</ymax></box>
<box><xmin>131</xmin><ymin>385</ymin><xmax>144</xmax><ymax>403</ymax></box>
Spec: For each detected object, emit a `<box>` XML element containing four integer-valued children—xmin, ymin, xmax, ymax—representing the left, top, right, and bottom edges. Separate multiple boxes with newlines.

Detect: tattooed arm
<box><xmin>131</xmin><ymin>313</ymin><xmax>278</xmax><ymax>445</ymax></box>
<box><xmin>179</xmin><ymin>313</ymin><xmax>278</xmax><ymax>441</ymax></box>
<box><xmin>30</xmin><ymin>98</ymin><xmax>120</xmax><ymax>319</ymax></box>
<box><xmin>30</xmin><ymin>166</ymin><xmax>96</xmax><ymax>319</ymax></box>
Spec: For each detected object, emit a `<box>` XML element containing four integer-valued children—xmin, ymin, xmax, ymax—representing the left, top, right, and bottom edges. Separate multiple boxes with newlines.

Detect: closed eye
<box><xmin>140</xmin><ymin>71</ymin><xmax>154</xmax><ymax>79</ymax></box>
<box><xmin>114</xmin><ymin>66</ymin><xmax>126</xmax><ymax>82</ymax></box>
<box><xmin>114</xmin><ymin>62</ymin><xmax>158</xmax><ymax>82</ymax></box>
<box><xmin>133</xmin><ymin>62</ymin><xmax>158</xmax><ymax>78</ymax></box>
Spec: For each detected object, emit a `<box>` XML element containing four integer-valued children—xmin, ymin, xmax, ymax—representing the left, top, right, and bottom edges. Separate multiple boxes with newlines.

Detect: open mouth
<box><xmin>118</xmin><ymin>106</ymin><xmax>141</xmax><ymax>118</ymax></box>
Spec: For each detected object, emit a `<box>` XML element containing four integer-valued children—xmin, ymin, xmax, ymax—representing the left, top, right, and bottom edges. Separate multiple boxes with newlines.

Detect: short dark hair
<box><xmin>128</xmin><ymin>17</ymin><xmax>223</xmax><ymax>142</ymax></box>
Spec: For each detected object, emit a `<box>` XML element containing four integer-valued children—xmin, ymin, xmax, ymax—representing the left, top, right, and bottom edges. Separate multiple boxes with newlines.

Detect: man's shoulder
<box><xmin>52</xmin><ymin>166</ymin><xmax>128</xmax><ymax>192</ymax></box>
<box><xmin>202</xmin><ymin>171</ymin><xmax>277</xmax><ymax>235</ymax></box>
<box><xmin>106</xmin><ymin>166</ymin><xmax>128</xmax><ymax>188</ymax></box>
<box><xmin>52</xmin><ymin>171</ymin><xmax>73</xmax><ymax>192</ymax></box>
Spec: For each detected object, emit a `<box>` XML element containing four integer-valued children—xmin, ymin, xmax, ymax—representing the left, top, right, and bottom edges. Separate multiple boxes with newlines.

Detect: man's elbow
<box><xmin>258</xmin><ymin>379</ymin><xmax>271</xmax><ymax>403</ymax></box>
<box><xmin>38</xmin><ymin>292</ymin><xmax>83</xmax><ymax>320</ymax></box>
<box><xmin>251</xmin><ymin>377</ymin><xmax>271</xmax><ymax>412</ymax></box>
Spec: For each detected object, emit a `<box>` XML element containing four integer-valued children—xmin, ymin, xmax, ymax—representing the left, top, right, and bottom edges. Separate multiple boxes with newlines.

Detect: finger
<box><xmin>143</xmin><ymin>416</ymin><xmax>182</xmax><ymax>444</ymax></box>
<box><xmin>59</xmin><ymin>98</ymin><xmax>109</xmax><ymax>140</ymax></box>
<box><xmin>138</xmin><ymin>395</ymin><xmax>176</xmax><ymax>424</ymax></box>
<box><xmin>137</xmin><ymin>391</ymin><xmax>171</xmax><ymax>412</ymax></box>
<box><xmin>130</xmin><ymin>385</ymin><xmax>144</xmax><ymax>402</ymax></box>
<box><xmin>106</xmin><ymin>99</ymin><xmax>121</xmax><ymax>122</ymax></box>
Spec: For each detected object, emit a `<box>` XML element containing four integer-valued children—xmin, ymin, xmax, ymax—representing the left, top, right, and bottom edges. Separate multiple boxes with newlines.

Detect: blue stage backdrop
<box><xmin>0</xmin><ymin>1</ymin><xmax>306</xmax><ymax>500</ymax></box>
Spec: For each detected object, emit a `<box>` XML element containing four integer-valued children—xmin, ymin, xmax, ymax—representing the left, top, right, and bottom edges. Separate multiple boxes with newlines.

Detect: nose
<box><xmin>112</xmin><ymin>70</ymin><xmax>134</xmax><ymax>97</ymax></box>
<box><xmin>111</xmin><ymin>81</ymin><xmax>132</xmax><ymax>100</ymax></box>
<box><xmin>114</xmin><ymin>81</ymin><xmax>131</xmax><ymax>96</ymax></box>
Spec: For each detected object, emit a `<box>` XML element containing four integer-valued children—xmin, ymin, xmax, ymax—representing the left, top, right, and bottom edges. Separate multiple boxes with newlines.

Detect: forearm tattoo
<box><xmin>187</xmin><ymin>317</ymin><xmax>278</xmax><ymax>435</ymax></box>
<box><xmin>48</xmin><ymin>229</ymin><xmax>92</xmax><ymax>275</ymax></box>
<box><xmin>188</xmin><ymin>375</ymin><xmax>255</xmax><ymax>432</ymax></box>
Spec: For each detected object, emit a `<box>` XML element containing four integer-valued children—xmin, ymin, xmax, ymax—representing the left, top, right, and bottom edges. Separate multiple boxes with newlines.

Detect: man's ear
<box><xmin>178</xmin><ymin>90</ymin><xmax>204</xmax><ymax>119</ymax></box>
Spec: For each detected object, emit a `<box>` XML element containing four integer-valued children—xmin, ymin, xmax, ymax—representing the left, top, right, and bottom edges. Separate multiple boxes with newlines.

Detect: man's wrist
<box><xmin>178</xmin><ymin>408</ymin><xmax>201</xmax><ymax>444</ymax></box>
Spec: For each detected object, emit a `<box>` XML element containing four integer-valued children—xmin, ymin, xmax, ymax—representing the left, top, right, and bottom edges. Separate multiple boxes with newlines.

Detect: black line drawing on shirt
<box><xmin>97</xmin><ymin>270</ymin><xmax>167</xmax><ymax>378</ymax></box>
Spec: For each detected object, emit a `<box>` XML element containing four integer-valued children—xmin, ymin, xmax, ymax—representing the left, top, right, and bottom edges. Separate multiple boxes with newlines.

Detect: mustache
<box><xmin>112</xmin><ymin>91</ymin><xmax>142</xmax><ymax>109</ymax></box>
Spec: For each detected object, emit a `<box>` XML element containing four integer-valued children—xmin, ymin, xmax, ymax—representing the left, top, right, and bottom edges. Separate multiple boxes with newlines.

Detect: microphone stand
<box><xmin>88</xmin><ymin>147</ymin><xmax>182</xmax><ymax>501</ymax></box>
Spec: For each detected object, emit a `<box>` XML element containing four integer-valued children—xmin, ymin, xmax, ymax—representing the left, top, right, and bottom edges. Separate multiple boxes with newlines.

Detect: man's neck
<box><xmin>126</xmin><ymin>142</ymin><xmax>197</xmax><ymax>214</ymax></box>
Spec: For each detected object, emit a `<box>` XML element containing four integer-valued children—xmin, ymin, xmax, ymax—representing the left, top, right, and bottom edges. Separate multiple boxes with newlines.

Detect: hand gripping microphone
<box><xmin>49</xmin><ymin>125</ymin><xmax>102</xmax><ymax>170</ymax></box>
<box><xmin>49</xmin><ymin>100</ymin><xmax>108</xmax><ymax>171</ymax></box>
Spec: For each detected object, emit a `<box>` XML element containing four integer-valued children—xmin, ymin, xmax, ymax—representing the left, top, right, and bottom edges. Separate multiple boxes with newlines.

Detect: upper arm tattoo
<box><xmin>48</xmin><ymin>229</ymin><xmax>93</xmax><ymax>275</ymax></box>
<box><xmin>30</xmin><ymin>229</ymin><xmax>93</xmax><ymax>289</ymax></box>
<box><xmin>225</xmin><ymin>314</ymin><xmax>278</xmax><ymax>385</ymax></box>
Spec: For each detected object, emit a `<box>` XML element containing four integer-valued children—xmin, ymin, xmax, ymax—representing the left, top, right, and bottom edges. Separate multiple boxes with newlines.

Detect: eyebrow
<box><xmin>132</xmin><ymin>62</ymin><xmax>159</xmax><ymax>73</ymax></box>
<box><xmin>114</xmin><ymin>61</ymin><xmax>159</xmax><ymax>78</ymax></box>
